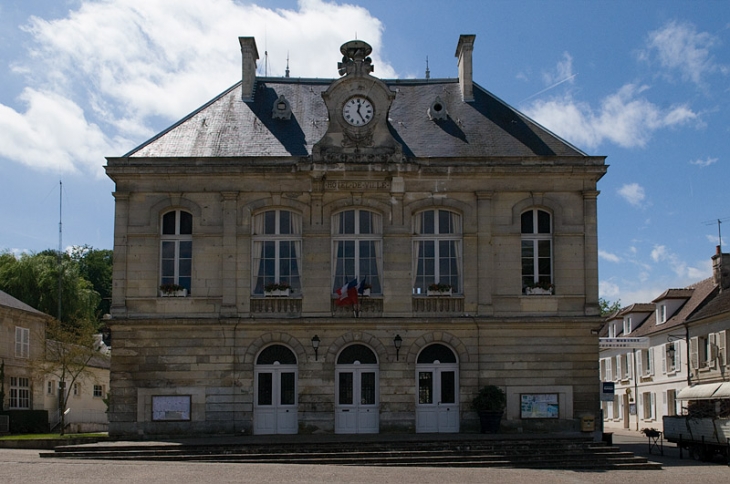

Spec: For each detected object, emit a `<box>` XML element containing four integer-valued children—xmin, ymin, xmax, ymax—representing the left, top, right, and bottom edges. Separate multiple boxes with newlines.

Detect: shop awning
<box><xmin>713</xmin><ymin>382</ymin><xmax>730</xmax><ymax>399</ymax></box>
<box><xmin>676</xmin><ymin>382</ymin><xmax>722</xmax><ymax>400</ymax></box>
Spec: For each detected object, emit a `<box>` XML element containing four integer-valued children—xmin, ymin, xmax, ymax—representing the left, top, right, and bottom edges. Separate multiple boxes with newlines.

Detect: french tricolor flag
<box><xmin>335</xmin><ymin>278</ymin><xmax>359</xmax><ymax>306</ymax></box>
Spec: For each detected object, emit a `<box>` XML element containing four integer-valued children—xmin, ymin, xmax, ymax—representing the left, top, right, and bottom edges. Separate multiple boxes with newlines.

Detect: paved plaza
<box><xmin>1</xmin><ymin>429</ymin><xmax>728</xmax><ymax>484</ymax></box>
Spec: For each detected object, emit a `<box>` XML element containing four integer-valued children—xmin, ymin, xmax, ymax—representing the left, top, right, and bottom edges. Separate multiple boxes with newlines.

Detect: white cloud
<box><xmin>1</xmin><ymin>0</ymin><xmax>393</xmax><ymax>175</ymax></box>
<box><xmin>524</xmin><ymin>84</ymin><xmax>697</xmax><ymax>150</ymax></box>
<box><xmin>599</xmin><ymin>280</ymin><xmax>620</xmax><ymax>300</ymax></box>
<box><xmin>618</xmin><ymin>183</ymin><xmax>646</xmax><ymax>207</ymax></box>
<box><xmin>542</xmin><ymin>52</ymin><xmax>575</xmax><ymax>86</ymax></box>
<box><xmin>690</xmin><ymin>157</ymin><xmax>718</xmax><ymax>167</ymax></box>
<box><xmin>650</xmin><ymin>244</ymin><xmax>667</xmax><ymax>262</ymax></box>
<box><xmin>639</xmin><ymin>20</ymin><xmax>726</xmax><ymax>86</ymax></box>
<box><xmin>598</xmin><ymin>250</ymin><xmax>620</xmax><ymax>263</ymax></box>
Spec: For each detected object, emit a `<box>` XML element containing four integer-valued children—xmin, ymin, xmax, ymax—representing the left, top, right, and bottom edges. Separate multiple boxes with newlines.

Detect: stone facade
<box><xmin>105</xmin><ymin>35</ymin><xmax>607</xmax><ymax>437</ymax></box>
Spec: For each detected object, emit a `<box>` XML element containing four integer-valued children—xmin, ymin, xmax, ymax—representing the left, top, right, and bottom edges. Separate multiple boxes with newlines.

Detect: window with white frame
<box><xmin>623</xmin><ymin>317</ymin><xmax>632</xmax><ymax>335</ymax></box>
<box><xmin>333</xmin><ymin>209</ymin><xmax>382</xmax><ymax>294</ymax></box>
<box><xmin>10</xmin><ymin>377</ymin><xmax>30</xmax><ymax>409</ymax></box>
<box><xmin>608</xmin><ymin>323</ymin><xmax>616</xmax><ymax>339</ymax></box>
<box><xmin>73</xmin><ymin>382</ymin><xmax>80</xmax><ymax>397</ymax></box>
<box><xmin>612</xmin><ymin>395</ymin><xmax>620</xmax><ymax>419</ymax></box>
<box><xmin>413</xmin><ymin>209</ymin><xmax>461</xmax><ymax>295</ymax></box>
<box><xmin>619</xmin><ymin>353</ymin><xmax>630</xmax><ymax>380</ymax></box>
<box><xmin>47</xmin><ymin>380</ymin><xmax>55</xmax><ymax>395</ymax></box>
<box><xmin>611</xmin><ymin>357</ymin><xmax>619</xmax><ymax>381</ymax></box>
<box><xmin>657</xmin><ymin>304</ymin><xmax>667</xmax><ymax>324</ymax></box>
<box><xmin>160</xmin><ymin>209</ymin><xmax>193</xmax><ymax>294</ymax></box>
<box><xmin>666</xmin><ymin>389</ymin><xmax>677</xmax><ymax>417</ymax></box>
<box><xmin>520</xmin><ymin>209</ymin><xmax>552</xmax><ymax>292</ymax></box>
<box><xmin>93</xmin><ymin>385</ymin><xmax>104</xmax><ymax>398</ymax></box>
<box><xmin>253</xmin><ymin>209</ymin><xmax>302</xmax><ymax>295</ymax></box>
<box><xmin>642</xmin><ymin>392</ymin><xmax>655</xmax><ymax>420</ymax></box>
<box><xmin>15</xmin><ymin>326</ymin><xmax>29</xmax><ymax>358</ymax></box>
<box><xmin>664</xmin><ymin>342</ymin><xmax>680</xmax><ymax>373</ymax></box>
<box><xmin>637</xmin><ymin>348</ymin><xmax>653</xmax><ymax>377</ymax></box>
<box><xmin>690</xmin><ymin>334</ymin><xmax>716</xmax><ymax>370</ymax></box>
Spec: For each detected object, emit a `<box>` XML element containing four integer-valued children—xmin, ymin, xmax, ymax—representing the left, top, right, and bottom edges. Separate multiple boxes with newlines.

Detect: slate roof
<box><xmin>0</xmin><ymin>288</ymin><xmax>46</xmax><ymax>316</ymax></box>
<box><xmin>125</xmin><ymin>78</ymin><xmax>590</xmax><ymax>160</ymax></box>
<box><xmin>687</xmin><ymin>287</ymin><xmax>730</xmax><ymax>323</ymax></box>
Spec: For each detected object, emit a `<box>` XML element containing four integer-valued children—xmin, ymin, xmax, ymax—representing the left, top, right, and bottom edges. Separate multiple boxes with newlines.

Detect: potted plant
<box><xmin>360</xmin><ymin>282</ymin><xmax>372</xmax><ymax>297</ymax></box>
<box><xmin>640</xmin><ymin>427</ymin><xmax>660</xmax><ymax>438</ymax></box>
<box><xmin>159</xmin><ymin>283</ymin><xmax>187</xmax><ymax>297</ymax></box>
<box><xmin>427</xmin><ymin>282</ymin><xmax>452</xmax><ymax>296</ymax></box>
<box><xmin>265</xmin><ymin>281</ymin><xmax>291</xmax><ymax>297</ymax></box>
<box><xmin>472</xmin><ymin>385</ymin><xmax>506</xmax><ymax>433</ymax></box>
<box><xmin>524</xmin><ymin>280</ymin><xmax>554</xmax><ymax>295</ymax></box>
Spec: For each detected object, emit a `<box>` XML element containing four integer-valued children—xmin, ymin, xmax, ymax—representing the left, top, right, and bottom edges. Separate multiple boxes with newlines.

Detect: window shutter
<box><xmin>637</xmin><ymin>350</ymin><xmax>643</xmax><ymax>377</ymax></box>
<box><xmin>648</xmin><ymin>347</ymin><xmax>654</xmax><ymax>376</ymax></box>
<box><xmin>651</xmin><ymin>392</ymin><xmax>656</xmax><ymax>420</ymax></box>
<box><xmin>719</xmin><ymin>330</ymin><xmax>727</xmax><ymax>367</ymax></box>
<box><xmin>606</xmin><ymin>359</ymin><xmax>612</xmax><ymax>381</ymax></box>
<box><xmin>709</xmin><ymin>333</ymin><xmax>717</xmax><ymax>368</ymax></box>
<box><xmin>690</xmin><ymin>337</ymin><xmax>699</xmax><ymax>370</ymax></box>
<box><xmin>675</xmin><ymin>341</ymin><xmax>681</xmax><ymax>369</ymax></box>
<box><xmin>627</xmin><ymin>354</ymin><xmax>633</xmax><ymax>379</ymax></box>
<box><xmin>662</xmin><ymin>344</ymin><xmax>667</xmax><ymax>374</ymax></box>
<box><xmin>616</xmin><ymin>356</ymin><xmax>622</xmax><ymax>381</ymax></box>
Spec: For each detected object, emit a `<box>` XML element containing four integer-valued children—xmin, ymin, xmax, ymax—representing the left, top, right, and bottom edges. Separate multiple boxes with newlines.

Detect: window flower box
<box><xmin>159</xmin><ymin>284</ymin><xmax>187</xmax><ymax>297</ymax></box>
<box><xmin>524</xmin><ymin>286</ymin><xmax>553</xmax><ymax>295</ymax></box>
<box><xmin>427</xmin><ymin>283</ymin><xmax>452</xmax><ymax>297</ymax></box>
<box><xmin>264</xmin><ymin>282</ymin><xmax>292</xmax><ymax>297</ymax></box>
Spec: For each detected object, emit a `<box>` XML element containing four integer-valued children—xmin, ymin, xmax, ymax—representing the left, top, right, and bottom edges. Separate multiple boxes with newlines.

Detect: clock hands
<box><xmin>356</xmin><ymin>100</ymin><xmax>366</xmax><ymax>123</ymax></box>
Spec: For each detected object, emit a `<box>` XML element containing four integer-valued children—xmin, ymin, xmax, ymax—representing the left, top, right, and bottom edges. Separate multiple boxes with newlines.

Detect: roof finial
<box><xmin>285</xmin><ymin>51</ymin><xmax>290</xmax><ymax>78</ymax></box>
<box><xmin>425</xmin><ymin>56</ymin><xmax>430</xmax><ymax>80</ymax></box>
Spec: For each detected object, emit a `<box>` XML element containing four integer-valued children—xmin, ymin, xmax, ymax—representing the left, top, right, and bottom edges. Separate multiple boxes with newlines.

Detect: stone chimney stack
<box><xmin>712</xmin><ymin>246</ymin><xmax>730</xmax><ymax>290</ymax></box>
<box><xmin>239</xmin><ymin>37</ymin><xmax>259</xmax><ymax>101</ymax></box>
<box><xmin>455</xmin><ymin>34</ymin><xmax>476</xmax><ymax>102</ymax></box>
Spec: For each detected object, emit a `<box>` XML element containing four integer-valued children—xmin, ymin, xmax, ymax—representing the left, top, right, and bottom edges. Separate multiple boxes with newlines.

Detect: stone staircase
<box><xmin>41</xmin><ymin>435</ymin><xmax>661</xmax><ymax>470</ymax></box>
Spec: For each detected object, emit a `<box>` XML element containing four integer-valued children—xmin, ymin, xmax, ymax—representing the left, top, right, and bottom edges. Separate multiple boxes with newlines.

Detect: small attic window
<box><xmin>428</xmin><ymin>96</ymin><xmax>448</xmax><ymax>121</ymax></box>
<box><xmin>623</xmin><ymin>317</ymin><xmax>632</xmax><ymax>335</ymax></box>
<box><xmin>657</xmin><ymin>304</ymin><xmax>667</xmax><ymax>324</ymax></box>
<box><xmin>272</xmin><ymin>94</ymin><xmax>291</xmax><ymax>120</ymax></box>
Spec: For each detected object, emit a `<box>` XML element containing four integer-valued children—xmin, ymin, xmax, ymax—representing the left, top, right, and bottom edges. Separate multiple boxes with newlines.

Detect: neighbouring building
<box><xmin>105</xmin><ymin>35</ymin><xmax>607</xmax><ymax>437</ymax></box>
<box><xmin>600</xmin><ymin>247</ymin><xmax>730</xmax><ymax>432</ymax></box>
<box><xmin>0</xmin><ymin>289</ymin><xmax>110</xmax><ymax>432</ymax></box>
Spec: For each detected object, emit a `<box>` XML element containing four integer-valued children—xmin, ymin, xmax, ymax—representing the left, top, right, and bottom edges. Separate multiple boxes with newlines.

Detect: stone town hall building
<box><xmin>105</xmin><ymin>35</ymin><xmax>607</xmax><ymax>437</ymax></box>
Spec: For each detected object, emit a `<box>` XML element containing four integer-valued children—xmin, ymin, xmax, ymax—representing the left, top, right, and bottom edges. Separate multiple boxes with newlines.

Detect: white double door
<box><xmin>253</xmin><ymin>365</ymin><xmax>298</xmax><ymax>435</ymax></box>
<box><xmin>415</xmin><ymin>364</ymin><xmax>459</xmax><ymax>433</ymax></box>
<box><xmin>335</xmin><ymin>364</ymin><xmax>379</xmax><ymax>434</ymax></box>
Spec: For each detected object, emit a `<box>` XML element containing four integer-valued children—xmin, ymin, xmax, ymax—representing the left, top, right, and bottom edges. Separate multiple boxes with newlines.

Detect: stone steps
<box><xmin>41</xmin><ymin>437</ymin><xmax>661</xmax><ymax>470</ymax></box>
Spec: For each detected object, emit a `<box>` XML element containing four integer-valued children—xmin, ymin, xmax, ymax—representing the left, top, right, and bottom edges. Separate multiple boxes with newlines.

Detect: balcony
<box><xmin>250</xmin><ymin>297</ymin><xmax>302</xmax><ymax>317</ymax></box>
<box><xmin>412</xmin><ymin>296</ymin><xmax>464</xmax><ymax>316</ymax></box>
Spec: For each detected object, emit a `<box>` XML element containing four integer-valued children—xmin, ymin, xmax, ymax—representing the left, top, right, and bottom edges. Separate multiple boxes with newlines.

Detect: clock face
<box><xmin>342</xmin><ymin>96</ymin><xmax>374</xmax><ymax>126</ymax></box>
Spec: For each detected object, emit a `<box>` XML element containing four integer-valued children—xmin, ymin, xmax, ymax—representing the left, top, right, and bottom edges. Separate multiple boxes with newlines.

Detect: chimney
<box><xmin>455</xmin><ymin>34</ymin><xmax>476</xmax><ymax>102</ymax></box>
<box><xmin>239</xmin><ymin>37</ymin><xmax>259</xmax><ymax>101</ymax></box>
<box><xmin>712</xmin><ymin>246</ymin><xmax>730</xmax><ymax>291</ymax></box>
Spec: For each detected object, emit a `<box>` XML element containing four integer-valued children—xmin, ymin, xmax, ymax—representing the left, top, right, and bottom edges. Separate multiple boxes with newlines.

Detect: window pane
<box><xmin>179</xmin><ymin>241</ymin><xmax>192</xmax><ymax>259</ymax></box>
<box><xmin>162</xmin><ymin>241</ymin><xmax>175</xmax><ymax>259</ymax></box>
<box><xmin>537</xmin><ymin>210</ymin><xmax>551</xmax><ymax>234</ymax></box>
<box><xmin>441</xmin><ymin>371</ymin><xmax>455</xmax><ymax>404</ymax></box>
<box><xmin>359</xmin><ymin>210</ymin><xmax>372</xmax><ymax>234</ymax></box>
<box><xmin>521</xmin><ymin>211</ymin><xmax>533</xmax><ymax>234</ymax></box>
<box><xmin>361</xmin><ymin>372</ymin><xmax>376</xmax><ymax>405</ymax></box>
<box><xmin>438</xmin><ymin>210</ymin><xmax>453</xmax><ymax>234</ymax></box>
<box><xmin>279</xmin><ymin>210</ymin><xmax>291</xmax><ymax>235</ymax></box>
<box><xmin>258</xmin><ymin>373</ymin><xmax>272</xmax><ymax>406</ymax></box>
<box><xmin>341</xmin><ymin>210</ymin><xmax>355</xmax><ymax>234</ymax></box>
<box><xmin>162</xmin><ymin>212</ymin><xmax>176</xmax><ymax>234</ymax></box>
<box><xmin>179</xmin><ymin>211</ymin><xmax>193</xmax><ymax>234</ymax></box>
<box><xmin>339</xmin><ymin>372</ymin><xmax>353</xmax><ymax>405</ymax></box>
<box><xmin>419</xmin><ymin>372</ymin><xmax>433</xmax><ymax>404</ymax></box>
<box><xmin>421</xmin><ymin>210</ymin><xmax>435</xmax><ymax>234</ymax></box>
<box><xmin>280</xmin><ymin>372</ymin><xmax>295</xmax><ymax>405</ymax></box>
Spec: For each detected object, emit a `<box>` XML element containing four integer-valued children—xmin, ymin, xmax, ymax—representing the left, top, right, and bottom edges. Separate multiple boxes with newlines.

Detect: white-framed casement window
<box><xmin>15</xmin><ymin>326</ymin><xmax>29</xmax><ymax>359</ymax></box>
<box><xmin>623</xmin><ymin>317</ymin><xmax>632</xmax><ymax>335</ymax></box>
<box><xmin>413</xmin><ymin>209</ymin><xmax>462</xmax><ymax>295</ymax></box>
<box><xmin>10</xmin><ymin>377</ymin><xmax>30</xmax><ymax>409</ymax></box>
<box><xmin>611</xmin><ymin>357</ymin><xmax>619</xmax><ymax>382</ymax></box>
<box><xmin>253</xmin><ymin>209</ymin><xmax>302</xmax><ymax>295</ymax></box>
<box><xmin>332</xmin><ymin>209</ymin><xmax>382</xmax><ymax>294</ymax></box>
<box><xmin>618</xmin><ymin>353</ymin><xmax>631</xmax><ymax>381</ymax></box>
<box><xmin>666</xmin><ymin>389</ymin><xmax>677</xmax><ymax>417</ymax></box>
<box><xmin>520</xmin><ymin>208</ymin><xmax>552</xmax><ymax>292</ymax></box>
<box><xmin>663</xmin><ymin>342</ymin><xmax>680</xmax><ymax>373</ymax></box>
<box><xmin>642</xmin><ymin>392</ymin><xmax>655</xmax><ymax>420</ymax></box>
<box><xmin>718</xmin><ymin>330</ymin><xmax>727</xmax><ymax>368</ymax></box>
<box><xmin>47</xmin><ymin>380</ymin><xmax>55</xmax><ymax>395</ymax></box>
<box><xmin>160</xmin><ymin>209</ymin><xmax>193</xmax><ymax>294</ymax></box>
<box><xmin>73</xmin><ymin>382</ymin><xmax>80</xmax><ymax>397</ymax></box>
<box><xmin>93</xmin><ymin>385</ymin><xmax>105</xmax><ymax>398</ymax></box>
<box><xmin>656</xmin><ymin>304</ymin><xmax>667</xmax><ymax>324</ymax></box>
<box><xmin>637</xmin><ymin>347</ymin><xmax>653</xmax><ymax>377</ymax></box>
<box><xmin>690</xmin><ymin>334</ymin><xmax>717</xmax><ymax>370</ymax></box>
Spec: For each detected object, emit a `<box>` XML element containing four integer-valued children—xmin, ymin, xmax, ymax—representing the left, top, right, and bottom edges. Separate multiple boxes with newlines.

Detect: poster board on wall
<box><xmin>152</xmin><ymin>395</ymin><xmax>191</xmax><ymax>421</ymax></box>
<box><xmin>520</xmin><ymin>393</ymin><xmax>559</xmax><ymax>419</ymax></box>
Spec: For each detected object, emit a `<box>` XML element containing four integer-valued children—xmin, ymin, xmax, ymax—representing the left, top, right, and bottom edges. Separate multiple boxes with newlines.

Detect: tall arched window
<box><xmin>413</xmin><ymin>209</ymin><xmax>462</xmax><ymax>295</ymax></box>
<box><xmin>521</xmin><ymin>208</ymin><xmax>552</xmax><ymax>291</ymax></box>
<box><xmin>332</xmin><ymin>209</ymin><xmax>382</xmax><ymax>294</ymax></box>
<box><xmin>160</xmin><ymin>209</ymin><xmax>192</xmax><ymax>293</ymax></box>
<box><xmin>252</xmin><ymin>209</ymin><xmax>302</xmax><ymax>295</ymax></box>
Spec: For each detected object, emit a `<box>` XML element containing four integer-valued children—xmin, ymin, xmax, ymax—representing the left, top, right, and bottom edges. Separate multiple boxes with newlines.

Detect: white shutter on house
<box><xmin>709</xmin><ymin>333</ymin><xmax>717</xmax><ymax>368</ymax></box>
<box><xmin>718</xmin><ymin>330</ymin><xmax>727</xmax><ymax>367</ymax></box>
<box><xmin>627</xmin><ymin>353</ymin><xmax>633</xmax><ymax>379</ymax></box>
<box><xmin>662</xmin><ymin>343</ymin><xmax>667</xmax><ymax>374</ymax></box>
<box><xmin>637</xmin><ymin>350</ymin><xmax>643</xmax><ymax>377</ymax></box>
<box><xmin>651</xmin><ymin>392</ymin><xmax>656</xmax><ymax>420</ymax></box>
<box><xmin>648</xmin><ymin>347</ymin><xmax>654</xmax><ymax>375</ymax></box>
<box><xmin>690</xmin><ymin>337</ymin><xmax>699</xmax><ymax>370</ymax></box>
<box><xmin>675</xmin><ymin>341</ymin><xmax>681</xmax><ymax>369</ymax></box>
<box><xmin>616</xmin><ymin>355</ymin><xmax>622</xmax><ymax>381</ymax></box>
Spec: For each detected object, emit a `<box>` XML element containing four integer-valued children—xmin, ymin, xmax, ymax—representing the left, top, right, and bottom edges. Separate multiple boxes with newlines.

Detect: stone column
<box><xmin>476</xmin><ymin>191</ymin><xmax>493</xmax><ymax>315</ymax></box>
<box><xmin>221</xmin><ymin>192</ymin><xmax>239</xmax><ymax>316</ymax></box>
<box><xmin>111</xmin><ymin>192</ymin><xmax>129</xmax><ymax>317</ymax></box>
<box><xmin>583</xmin><ymin>190</ymin><xmax>600</xmax><ymax>315</ymax></box>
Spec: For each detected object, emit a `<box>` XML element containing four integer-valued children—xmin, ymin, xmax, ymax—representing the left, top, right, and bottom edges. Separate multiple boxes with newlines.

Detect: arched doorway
<box><xmin>335</xmin><ymin>344</ymin><xmax>379</xmax><ymax>434</ymax></box>
<box><xmin>254</xmin><ymin>344</ymin><xmax>298</xmax><ymax>435</ymax></box>
<box><xmin>415</xmin><ymin>343</ymin><xmax>459</xmax><ymax>433</ymax></box>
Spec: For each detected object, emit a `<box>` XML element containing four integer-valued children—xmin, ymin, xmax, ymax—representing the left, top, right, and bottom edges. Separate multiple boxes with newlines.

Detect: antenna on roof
<box><xmin>704</xmin><ymin>216</ymin><xmax>730</xmax><ymax>252</ymax></box>
<box><xmin>265</xmin><ymin>50</ymin><xmax>269</xmax><ymax>77</ymax></box>
<box><xmin>425</xmin><ymin>56</ymin><xmax>430</xmax><ymax>80</ymax></box>
<box><xmin>285</xmin><ymin>52</ymin><xmax>290</xmax><ymax>78</ymax></box>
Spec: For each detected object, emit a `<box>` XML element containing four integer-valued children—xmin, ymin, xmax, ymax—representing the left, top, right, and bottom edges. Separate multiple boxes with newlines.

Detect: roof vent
<box><xmin>428</xmin><ymin>96</ymin><xmax>448</xmax><ymax>121</ymax></box>
<box><xmin>272</xmin><ymin>95</ymin><xmax>291</xmax><ymax>120</ymax></box>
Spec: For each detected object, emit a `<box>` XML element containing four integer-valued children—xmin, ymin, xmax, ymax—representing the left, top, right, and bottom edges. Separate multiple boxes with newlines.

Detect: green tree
<box><xmin>599</xmin><ymin>297</ymin><xmax>622</xmax><ymax>317</ymax></box>
<box><xmin>71</xmin><ymin>246</ymin><xmax>113</xmax><ymax>318</ymax></box>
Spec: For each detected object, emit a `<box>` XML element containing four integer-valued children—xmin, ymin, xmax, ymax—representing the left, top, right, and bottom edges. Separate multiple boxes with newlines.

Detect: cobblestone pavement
<box><xmin>1</xmin><ymin>430</ymin><xmax>728</xmax><ymax>484</ymax></box>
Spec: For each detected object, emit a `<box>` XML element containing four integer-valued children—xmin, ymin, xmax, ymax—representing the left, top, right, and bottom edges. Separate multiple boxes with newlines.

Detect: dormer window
<box><xmin>657</xmin><ymin>304</ymin><xmax>667</xmax><ymax>324</ymax></box>
<box><xmin>272</xmin><ymin>95</ymin><xmax>292</xmax><ymax>120</ymax></box>
<box><xmin>623</xmin><ymin>317</ymin><xmax>632</xmax><ymax>335</ymax></box>
<box><xmin>608</xmin><ymin>323</ymin><xmax>617</xmax><ymax>339</ymax></box>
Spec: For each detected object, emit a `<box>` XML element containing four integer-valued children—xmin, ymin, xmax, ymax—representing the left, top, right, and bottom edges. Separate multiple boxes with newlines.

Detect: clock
<box><xmin>342</xmin><ymin>96</ymin><xmax>374</xmax><ymax>126</ymax></box>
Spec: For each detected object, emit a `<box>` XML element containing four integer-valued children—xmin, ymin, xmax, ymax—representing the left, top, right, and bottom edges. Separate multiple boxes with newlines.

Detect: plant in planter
<box><xmin>523</xmin><ymin>280</ymin><xmax>554</xmax><ymax>295</ymax></box>
<box><xmin>264</xmin><ymin>281</ymin><xmax>291</xmax><ymax>296</ymax></box>
<box><xmin>640</xmin><ymin>427</ymin><xmax>660</xmax><ymax>438</ymax></box>
<box><xmin>427</xmin><ymin>282</ymin><xmax>452</xmax><ymax>296</ymax></box>
<box><xmin>359</xmin><ymin>282</ymin><xmax>372</xmax><ymax>297</ymax></box>
<box><xmin>159</xmin><ymin>283</ymin><xmax>187</xmax><ymax>297</ymax></box>
<box><xmin>472</xmin><ymin>385</ymin><xmax>506</xmax><ymax>433</ymax></box>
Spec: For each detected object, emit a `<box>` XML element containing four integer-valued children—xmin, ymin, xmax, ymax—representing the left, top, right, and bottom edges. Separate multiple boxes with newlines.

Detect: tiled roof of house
<box><xmin>687</xmin><ymin>286</ymin><xmax>730</xmax><ymax>323</ymax></box>
<box><xmin>0</xmin><ymin>288</ymin><xmax>46</xmax><ymax>316</ymax></box>
<box><xmin>123</xmin><ymin>79</ymin><xmax>592</xmax><ymax>160</ymax></box>
<box><xmin>653</xmin><ymin>288</ymin><xmax>695</xmax><ymax>301</ymax></box>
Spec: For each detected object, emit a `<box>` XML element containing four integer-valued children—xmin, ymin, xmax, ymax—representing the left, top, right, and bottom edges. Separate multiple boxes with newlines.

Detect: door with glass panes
<box><xmin>253</xmin><ymin>345</ymin><xmax>298</xmax><ymax>435</ymax></box>
<box><xmin>415</xmin><ymin>344</ymin><xmax>459</xmax><ymax>433</ymax></box>
<box><xmin>335</xmin><ymin>344</ymin><xmax>379</xmax><ymax>434</ymax></box>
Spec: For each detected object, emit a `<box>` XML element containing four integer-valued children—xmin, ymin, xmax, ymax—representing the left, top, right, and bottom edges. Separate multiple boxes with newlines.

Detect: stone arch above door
<box><xmin>243</xmin><ymin>332</ymin><xmax>307</xmax><ymax>365</ymax></box>
<box><xmin>405</xmin><ymin>332</ymin><xmax>469</xmax><ymax>365</ymax></box>
<box><xmin>326</xmin><ymin>332</ymin><xmax>388</xmax><ymax>364</ymax></box>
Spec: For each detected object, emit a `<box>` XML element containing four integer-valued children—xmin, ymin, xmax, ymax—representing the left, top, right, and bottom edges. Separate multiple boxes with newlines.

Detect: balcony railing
<box><xmin>412</xmin><ymin>296</ymin><xmax>464</xmax><ymax>315</ymax></box>
<box><xmin>250</xmin><ymin>297</ymin><xmax>302</xmax><ymax>317</ymax></box>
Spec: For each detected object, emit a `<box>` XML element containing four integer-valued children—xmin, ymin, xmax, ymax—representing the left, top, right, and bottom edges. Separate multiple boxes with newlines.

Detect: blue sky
<box><xmin>1</xmin><ymin>0</ymin><xmax>728</xmax><ymax>306</ymax></box>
